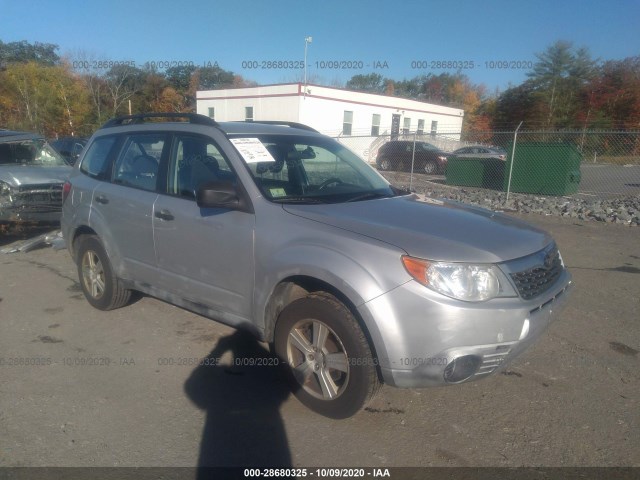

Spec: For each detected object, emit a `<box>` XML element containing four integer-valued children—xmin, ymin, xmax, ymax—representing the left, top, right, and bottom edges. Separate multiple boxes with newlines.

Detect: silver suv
<box><xmin>61</xmin><ymin>113</ymin><xmax>572</xmax><ymax>418</ymax></box>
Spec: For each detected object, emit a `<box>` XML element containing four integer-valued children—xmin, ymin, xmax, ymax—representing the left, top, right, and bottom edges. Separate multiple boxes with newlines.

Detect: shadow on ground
<box><xmin>184</xmin><ymin>330</ymin><xmax>293</xmax><ymax>473</ymax></box>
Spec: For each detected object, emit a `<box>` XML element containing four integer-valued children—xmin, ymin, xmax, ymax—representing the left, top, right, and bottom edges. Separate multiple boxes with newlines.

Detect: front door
<box><xmin>153</xmin><ymin>133</ymin><xmax>255</xmax><ymax>325</ymax></box>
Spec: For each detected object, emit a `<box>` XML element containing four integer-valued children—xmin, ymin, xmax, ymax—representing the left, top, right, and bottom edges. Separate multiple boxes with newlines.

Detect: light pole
<box><xmin>304</xmin><ymin>36</ymin><xmax>312</xmax><ymax>97</ymax></box>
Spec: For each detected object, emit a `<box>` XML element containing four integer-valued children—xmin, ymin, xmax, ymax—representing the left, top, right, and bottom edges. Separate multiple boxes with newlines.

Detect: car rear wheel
<box><xmin>274</xmin><ymin>292</ymin><xmax>380</xmax><ymax>418</ymax></box>
<box><xmin>76</xmin><ymin>235</ymin><xmax>131</xmax><ymax>311</ymax></box>
<box><xmin>423</xmin><ymin>160</ymin><xmax>437</xmax><ymax>174</ymax></box>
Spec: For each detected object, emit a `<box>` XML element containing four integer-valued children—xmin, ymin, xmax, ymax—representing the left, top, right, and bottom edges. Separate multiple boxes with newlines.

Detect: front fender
<box><xmin>254</xmin><ymin>236</ymin><xmax>410</xmax><ymax>355</ymax></box>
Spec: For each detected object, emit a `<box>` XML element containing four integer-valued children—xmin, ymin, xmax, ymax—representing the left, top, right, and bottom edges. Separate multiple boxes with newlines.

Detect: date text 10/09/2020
<box><xmin>71</xmin><ymin>60</ymin><xmax>221</xmax><ymax>70</ymax></box>
<box><xmin>410</xmin><ymin>60</ymin><xmax>534</xmax><ymax>69</ymax></box>
<box><xmin>244</xmin><ymin>468</ymin><xmax>391</xmax><ymax>478</ymax></box>
<box><xmin>238</xmin><ymin>59</ymin><xmax>533</xmax><ymax>70</ymax></box>
<box><xmin>240</xmin><ymin>60</ymin><xmax>390</xmax><ymax>70</ymax></box>
<box><xmin>70</xmin><ymin>58</ymin><xmax>535</xmax><ymax>72</ymax></box>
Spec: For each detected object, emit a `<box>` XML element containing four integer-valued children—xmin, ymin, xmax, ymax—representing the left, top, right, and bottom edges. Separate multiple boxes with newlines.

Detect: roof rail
<box><xmin>101</xmin><ymin>113</ymin><xmax>219</xmax><ymax>129</ymax></box>
<box><xmin>238</xmin><ymin>120</ymin><xmax>319</xmax><ymax>133</ymax></box>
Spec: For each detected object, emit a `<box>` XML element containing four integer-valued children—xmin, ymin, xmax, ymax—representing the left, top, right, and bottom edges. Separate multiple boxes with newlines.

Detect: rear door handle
<box><xmin>95</xmin><ymin>195</ymin><xmax>109</xmax><ymax>205</ymax></box>
<box><xmin>155</xmin><ymin>209</ymin><xmax>174</xmax><ymax>221</ymax></box>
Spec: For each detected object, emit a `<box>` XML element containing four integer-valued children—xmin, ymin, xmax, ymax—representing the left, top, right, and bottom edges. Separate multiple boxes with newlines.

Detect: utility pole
<box><xmin>304</xmin><ymin>36</ymin><xmax>312</xmax><ymax>98</ymax></box>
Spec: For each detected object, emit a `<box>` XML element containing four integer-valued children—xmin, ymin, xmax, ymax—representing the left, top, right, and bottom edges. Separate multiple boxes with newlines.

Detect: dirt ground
<box><xmin>0</xmin><ymin>214</ymin><xmax>638</xmax><ymax>470</ymax></box>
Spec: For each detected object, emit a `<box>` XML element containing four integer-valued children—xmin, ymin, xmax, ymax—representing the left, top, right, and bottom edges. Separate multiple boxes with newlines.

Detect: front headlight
<box><xmin>402</xmin><ymin>256</ymin><xmax>507</xmax><ymax>302</ymax></box>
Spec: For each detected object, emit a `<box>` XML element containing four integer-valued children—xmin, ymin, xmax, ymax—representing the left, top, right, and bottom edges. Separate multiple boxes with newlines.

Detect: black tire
<box><xmin>76</xmin><ymin>235</ymin><xmax>131</xmax><ymax>311</ymax></box>
<box><xmin>378</xmin><ymin>158</ymin><xmax>392</xmax><ymax>171</ymax></box>
<box><xmin>274</xmin><ymin>292</ymin><xmax>380</xmax><ymax>419</ymax></box>
<box><xmin>423</xmin><ymin>160</ymin><xmax>437</xmax><ymax>174</ymax></box>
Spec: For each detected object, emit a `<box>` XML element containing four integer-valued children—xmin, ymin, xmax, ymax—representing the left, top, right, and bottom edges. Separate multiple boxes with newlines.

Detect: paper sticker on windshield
<box><xmin>269</xmin><ymin>188</ymin><xmax>286</xmax><ymax>198</ymax></box>
<box><xmin>230</xmin><ymin>138</ymin><xmax>275</xmax><ymax>163</ymax></box>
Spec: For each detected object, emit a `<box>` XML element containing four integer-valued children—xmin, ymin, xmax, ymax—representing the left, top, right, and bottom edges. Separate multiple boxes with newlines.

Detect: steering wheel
<box><xmin>317</xmin><ymin>177</ymin><xmax>344</xmax><ymax>190</ymax></box>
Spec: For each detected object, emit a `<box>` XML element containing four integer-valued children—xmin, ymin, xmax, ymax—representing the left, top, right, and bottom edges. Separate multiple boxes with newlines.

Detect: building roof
<box><xmin>197</xmin><ymin>83</ymin><xmax>464</xmax><ymax>118</ymax></box>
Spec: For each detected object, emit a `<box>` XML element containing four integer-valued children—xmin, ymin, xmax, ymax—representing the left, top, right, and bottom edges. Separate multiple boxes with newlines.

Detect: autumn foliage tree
<box><xmin>0</xmin><ymin>39</ymin><xmax>254</xmax><ymax>136</ymax></box>
<box><xmin>1</xmin><ymin>38</ymin><xmax>639</xmax><ymax>141</ymax></box>
<box><xmin>0</xmin><ymin>61</ymin><xmax>89</xmax><ymax>136</ymax></box>
<box><xmin>585</xmin><ymin>56</ymin><xmax>640</xmax><ymax>130</ymax></box>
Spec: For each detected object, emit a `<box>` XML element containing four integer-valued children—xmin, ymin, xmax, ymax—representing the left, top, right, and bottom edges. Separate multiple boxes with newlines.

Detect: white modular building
<box><xmin>196</xmin><ymin>83</ymin><xmax>464</xmax><ymax>161</ymax></box>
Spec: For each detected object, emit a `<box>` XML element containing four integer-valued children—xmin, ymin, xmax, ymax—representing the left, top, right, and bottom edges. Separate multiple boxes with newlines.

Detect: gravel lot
<box><xmin>382</xmin><ymin>171</ymin><xmax>640</xmax><ymax>226</ymax></box>
<box><xmin>0</xmin><ymin>213</ymin><xmax>638</xmax><ymax>472</ymax></box>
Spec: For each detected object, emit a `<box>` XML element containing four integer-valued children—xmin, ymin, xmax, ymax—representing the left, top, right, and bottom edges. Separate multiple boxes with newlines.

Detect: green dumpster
<box><xmin>504</xmin><ymin>143</ymin><xmax>582</xmax><ymax>195</ymax></box>
<box><xmin>446</xmin><ymin>157</ymin><xmax>505</xmax><ymax>190</ymax></box>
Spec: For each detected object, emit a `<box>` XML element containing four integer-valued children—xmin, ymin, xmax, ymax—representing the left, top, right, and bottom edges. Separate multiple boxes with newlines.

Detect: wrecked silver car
<box><xmin>0</xmin><ymin>130</ymin><xmax>72</xmax><ymax>225</ymax></box>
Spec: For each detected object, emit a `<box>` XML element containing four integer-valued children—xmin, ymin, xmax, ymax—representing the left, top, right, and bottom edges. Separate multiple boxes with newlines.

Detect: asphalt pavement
<box><xmin>0</xmin><ymin>214</ymin><xmax>638</xmax><ymax>469</ymax></box>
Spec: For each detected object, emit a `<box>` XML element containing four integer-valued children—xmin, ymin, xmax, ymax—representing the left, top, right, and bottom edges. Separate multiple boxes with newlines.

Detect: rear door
<box><xmin>90</xmin><ymin>133</ymin><xmax>168</xmax><ymax>283</ymax></box>
<box><xmin>152</xmin><ymin>132</ymin><xmax>255</xmax><ymax>324</ymax></box>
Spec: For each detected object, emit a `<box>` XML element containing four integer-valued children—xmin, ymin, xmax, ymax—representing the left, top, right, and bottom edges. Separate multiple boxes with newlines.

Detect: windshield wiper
<box><xmin>272</xmin><ymin>196</ymin><xmax>328</xmax><ymax>204</ymax></box>
<box><xmin>344</xmin><ymin>192</ymin><xmax>393</xmax><ymax>202</ymax></box>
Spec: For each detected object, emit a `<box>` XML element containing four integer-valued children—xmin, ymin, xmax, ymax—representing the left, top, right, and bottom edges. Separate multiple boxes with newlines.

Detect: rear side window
<box><xmin>112</xmin><ymin>134</ymin><xmax>165</xmax><ymax>192</ymax></box>
<box><xmin>80</xmin><ymin>136</ymin><xmax>117</xmax><ymax>178</ymax></box>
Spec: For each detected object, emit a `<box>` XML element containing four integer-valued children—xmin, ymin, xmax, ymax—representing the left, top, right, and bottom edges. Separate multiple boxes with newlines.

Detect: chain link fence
<box><xmin>334</xmin><ymin>130</ymin><xmax>640</xmax><ymax>200</ymax></box>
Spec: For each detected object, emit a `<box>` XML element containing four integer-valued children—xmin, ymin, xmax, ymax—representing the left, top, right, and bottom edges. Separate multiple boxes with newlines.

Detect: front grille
<box><xmin>510</xmin><ymin>247</ymin><xmax>563</xmax><ymax>300</ymax></box>
<box><xmin>14</xmin><ymin>184</ymin><xmax>63</xmax><ymax>212</ymax></box>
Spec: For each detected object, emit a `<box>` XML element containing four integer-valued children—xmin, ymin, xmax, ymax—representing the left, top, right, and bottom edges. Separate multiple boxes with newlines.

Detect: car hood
<box><xmin>282</xmin><ymin>195</ymin><xmax>552</xmax><ymax>263</ymax></box>
<box><xmin>0</xmin><ymin>165</ymin><xmax>72</xmax><ymax>187</ymax></box>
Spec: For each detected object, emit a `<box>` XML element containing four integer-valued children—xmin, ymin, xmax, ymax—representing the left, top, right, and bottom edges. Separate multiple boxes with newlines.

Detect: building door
<box><xmin>391</xmin><ymin>114</ymin><xmax>401</xmax><ymax>140</ymax></box>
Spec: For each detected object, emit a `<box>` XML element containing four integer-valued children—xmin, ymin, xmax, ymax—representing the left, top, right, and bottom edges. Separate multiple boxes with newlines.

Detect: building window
<box><xmin>245</xmin><ymin>106</ymin><xmax>254</xmax><ymax>122</ymax></box>
<box><xmin>343</xmin><ymin>111</ymin><xmax>353</xmax><ymax>136</ymax></box>
<box><xmin>371</xmin><ymin>114</ymin><xmax>381</xmax><ymax>136</ymax></box>
<box><xmin>403</xmin><ymin>117</ymin><xmax>411</xmax><ymax>134</ymax></box>
<box><xmin>207</xmin><ymin>107</ymin><xmax>215</xmax><ymax>119</ymax></box>
<box><xmin>430</xmin><ymin>120</ymin><xmax>438</xmax><ymax>137</ymax></box>
<box><xmin>417</xmin><ymin>119</ymin><xmax>425</xmax><ymax>135</ymax></box>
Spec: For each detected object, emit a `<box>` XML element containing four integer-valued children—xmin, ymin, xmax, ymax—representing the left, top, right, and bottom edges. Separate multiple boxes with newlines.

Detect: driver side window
<box><xmin>167</xmin><ymin>135</ymin><xmax>236</xmax><ymax>199</ymax></box>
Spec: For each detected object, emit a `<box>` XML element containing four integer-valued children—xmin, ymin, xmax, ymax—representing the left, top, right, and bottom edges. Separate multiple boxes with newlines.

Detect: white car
<box><xmin>452</xmin><ymin>145</ymin><xmax>507</xmax><ymax>161</ymax></box>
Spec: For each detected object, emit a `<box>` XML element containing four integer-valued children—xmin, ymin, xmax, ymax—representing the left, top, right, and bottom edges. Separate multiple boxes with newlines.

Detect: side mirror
<box><xmin>196</xmin><ymin>180</ymin><xmax>251</xmax><ymax>213</ymax></box>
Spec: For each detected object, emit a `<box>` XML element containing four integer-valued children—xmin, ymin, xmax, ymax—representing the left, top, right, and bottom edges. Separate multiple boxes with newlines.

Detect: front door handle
<box><xmin>95</xmin><ymin>195</ymin><xmax>109</xmax><ymax>204</ymax></box>
<box><xmin>155</xmin><ymin>209</ymin><xmax>174</xmax><ymax>221</ymax></box>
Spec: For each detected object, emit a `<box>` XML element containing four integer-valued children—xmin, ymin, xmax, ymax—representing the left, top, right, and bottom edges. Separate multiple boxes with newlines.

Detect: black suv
<box><xmin>376</xmin><ymin>140</ymin><xmax>448</xmax><ymax>174</ymax></box>
<box><xmin>49</xmin><ymin>136</ymin><xmax>88</xmax><ymax>165</ymax></box>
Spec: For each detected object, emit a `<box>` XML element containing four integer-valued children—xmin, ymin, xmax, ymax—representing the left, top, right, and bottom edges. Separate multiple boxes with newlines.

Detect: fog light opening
<box><xmin>443</xmin><ymin>355</ymin><xmax>481</xmax><ymax>383</ymax></box>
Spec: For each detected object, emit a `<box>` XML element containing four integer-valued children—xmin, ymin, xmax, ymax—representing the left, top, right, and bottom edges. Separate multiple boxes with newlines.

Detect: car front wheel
<box><xmin>76</xmin><ymin>235</ymin><xmax>131</xmax><ymax>311</ymax></box>
<box><xmin>423</xmin><ymin>160</ymin><xmax>437</xmax><ymax>174</ymax></box>
<box><xmin>378</xmin><ymin>158</ymin><xmax>392</xmax><ymax>171</ymax></box>
<box><xmin>274</xmin><ymin>293</ymin><xmax>380</xmax><ymax>418</ymax></box>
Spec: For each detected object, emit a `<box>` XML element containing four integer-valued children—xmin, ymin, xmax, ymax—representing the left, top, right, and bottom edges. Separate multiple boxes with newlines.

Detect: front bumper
<box><xmin>1</xmin><ymin>187</ymin><xmax>63</xmax><ymax>224</ymax></box>
<box><xmin>0</xmin><ymin>206</ymin><xmax>62</xmax><ymax>224</ymax></box>
<box><xmin>359</xmin><ymin>269</ymin><xmax>572</xmax><ymax>388</ymax></box>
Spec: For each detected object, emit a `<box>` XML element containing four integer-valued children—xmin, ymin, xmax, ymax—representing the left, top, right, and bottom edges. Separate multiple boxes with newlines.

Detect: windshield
<box><xmin>0</xmin><ymin>139</ymin><xmax>69</xmax><ymax>166</ymax></box>
<box><xmin>231</xmin><ymin>134</ymin><xmax>398</xmax><ymax>203</ymax></box>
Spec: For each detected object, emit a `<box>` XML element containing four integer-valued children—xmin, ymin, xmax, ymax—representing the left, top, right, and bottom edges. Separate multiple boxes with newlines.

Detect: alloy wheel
<box><xmin>286</xmin><ymin>319</ymin><xmax>350</xmax><ymax>400</ymax></box>
<box><xmin>81</xmin><ymin>250</ymin><xmax>105</xmax><ymax>299</ymax></box>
